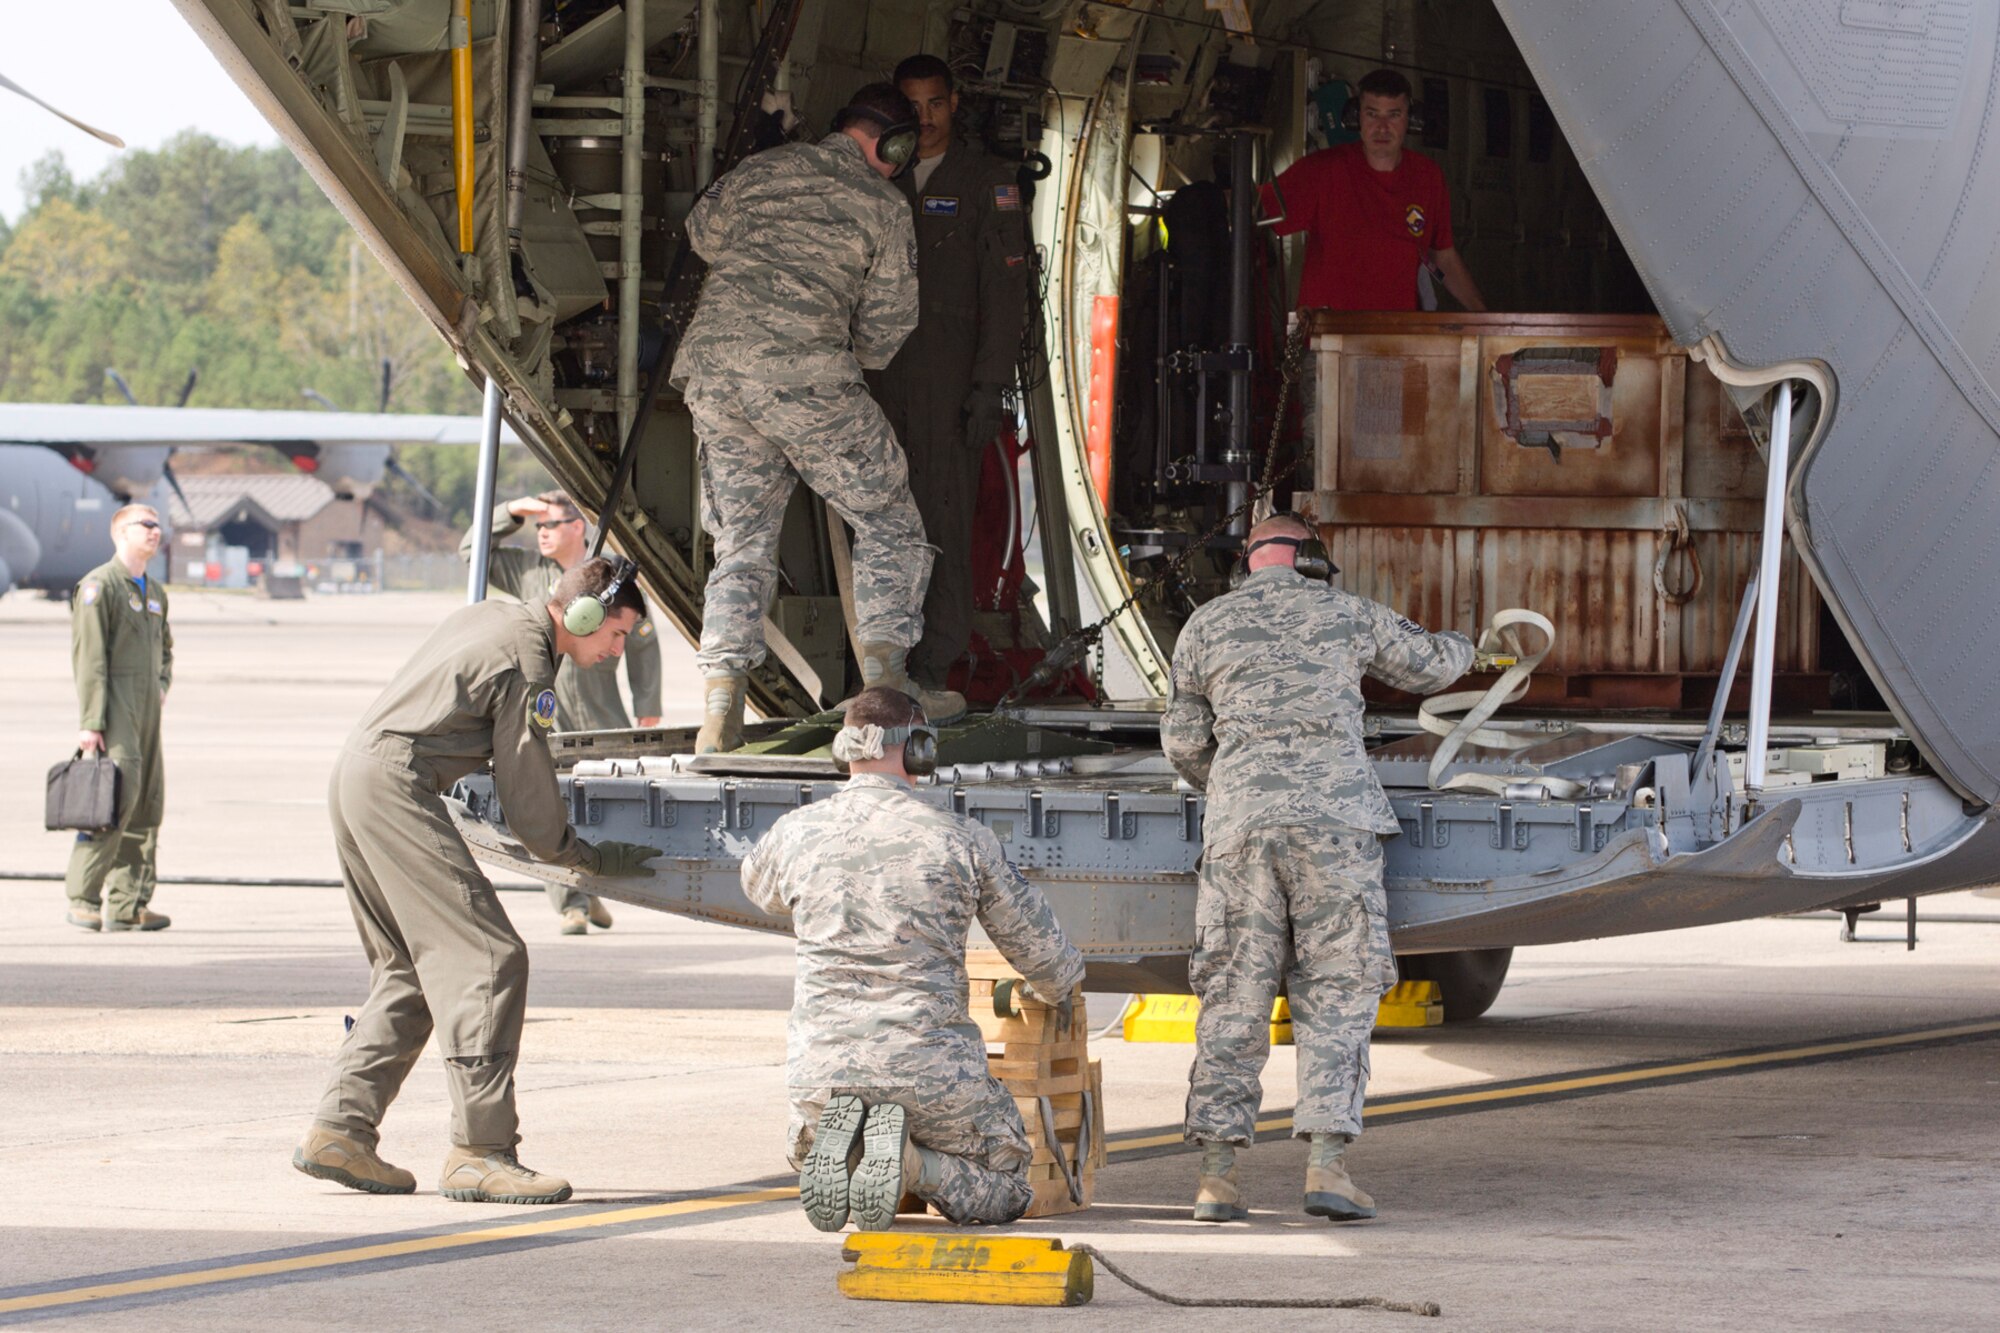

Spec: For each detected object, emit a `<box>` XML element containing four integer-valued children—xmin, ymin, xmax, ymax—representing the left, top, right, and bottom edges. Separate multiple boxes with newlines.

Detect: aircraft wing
<box><xmin>1497</xmin><ymin>0</ymin><xmax>2000</xmax><ymax>806</ymax></box>
<box><xmin>0</xmin><ymin>403</ymin><xmax>521</xmax><ymax>448</ymax></box>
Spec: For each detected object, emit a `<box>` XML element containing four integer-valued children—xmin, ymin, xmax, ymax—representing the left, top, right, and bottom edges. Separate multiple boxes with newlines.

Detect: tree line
<box><xmin>0</xmin><ymin>132</ymin><xmax>549</xmax><ymax>528</ymax></box>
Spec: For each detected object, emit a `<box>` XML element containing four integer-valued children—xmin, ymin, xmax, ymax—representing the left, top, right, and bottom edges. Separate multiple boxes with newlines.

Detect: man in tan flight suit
<box><xmin>873</xmin><ymin>54</ymin><xmax>1032</xmax><ymax>695</ymax></box>
<box><xmin>461</xmin><ymin>490</ymin><xmax>663</xmax><ymax>934</ymax></box>
<box><xmin>66</xmin><ymin>503</ymin><xmax>173</xmax><ymax>933</ymax></box>
<box><xmin>294</xmin><ymin>558</ymin><xmax>661</xmax><ymax>1205</ymax></box>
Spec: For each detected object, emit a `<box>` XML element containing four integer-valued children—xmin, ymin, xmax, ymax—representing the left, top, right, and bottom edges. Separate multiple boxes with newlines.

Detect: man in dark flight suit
<box><xmin>872</xmin><ymin>53</ymin><xmax>1031</xmax><ymax>695</ymax></box>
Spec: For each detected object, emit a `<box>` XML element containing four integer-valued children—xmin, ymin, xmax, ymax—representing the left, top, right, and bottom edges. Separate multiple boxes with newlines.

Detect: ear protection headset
<box><xmin>1341</xmin><ymin>95</ymin><xmax>1426</xmax><ymax>136</ymax></box>
<box><xmin>562</xmin><ymin>556</ymin><xmax>638</xmax><ymax>636</ymax></box>
<box><xmin>831</xmin><ymin>711</ymin><xmax>940</xmax><ymax>777</ymax></box>
<box><xmin>837</xmin><ymin>103</ymin><xmax>921</xmax><ymax>178</ymax></box>
<box><xmin>1244</xmin><ymin>515</ymin><xmax>1338</xmax><ymax>583</ymax></box>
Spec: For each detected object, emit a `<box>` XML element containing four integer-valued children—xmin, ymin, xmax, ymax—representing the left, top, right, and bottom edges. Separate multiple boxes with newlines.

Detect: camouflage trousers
<box><xmin>789</xmin><ymin>1076</ymin><xmax>1034</xmax><ymax>1226</ymax></box>
<box><xmin>1184</xmin><ymin>825</ymin><xmax>1396</xmax><ymax>1145</ymax></box>
<box><xmin>686</xmin><ymin>375</ymin><xmax>935</xmax><ymax>675</ymax></box>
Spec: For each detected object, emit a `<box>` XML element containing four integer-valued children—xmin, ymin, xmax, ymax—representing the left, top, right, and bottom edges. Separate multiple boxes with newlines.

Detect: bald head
<box><xmin>1246</xmin><ymin>513</ymin><xmax>1315</xmax><ymax>572</ymax></box>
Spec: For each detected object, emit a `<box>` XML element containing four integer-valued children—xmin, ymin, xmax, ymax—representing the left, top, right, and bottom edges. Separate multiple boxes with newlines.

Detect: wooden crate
<box><xmin>966</xmin><ymin>953</ymin><xmax>1098</xmax><ymax>1219</ymax></box>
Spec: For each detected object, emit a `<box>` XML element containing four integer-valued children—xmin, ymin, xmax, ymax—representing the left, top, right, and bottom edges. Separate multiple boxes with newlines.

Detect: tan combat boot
<box><xmin>847</xmin><ymin>1101</ymin><xmax>910</xmax><ymax>1231</ymax></box>
<box><xmin>800</xmin><ymin>1093</ymin><xmax>866</xmax><ymax>1232</ymax></box>
<box><xmin>559</xmin><ymin>908</ymin><xmax>588</xmax><ymax>936</ymax></box>
<box><xmin>1302</xmin><ymin>1133</ymin><xmax>1377</xmax><ymax>1221</ymax></box>
<box><xmin>693</xmin><ymin>673</ymin><xmax>747</xmax><ymax>754</ymax></box>
<box><xmin>293</xmin><ymin>1125</ymin><xmax>416</xmax><ymax>1195</ymax></box>
<box><xmin>440</xmin><ymin>1146</ymin><xmax>572</xmax><ymax>1204</ymax></box>
<box><xmin>65</xmin><ymin>906</ymin><xmax>102</xmax><ymax>932</ymax></box>
<box><xmin>1192</xmin><ymin>1141</ymin><xmax>1248</xmax><ymax>1222</ymax></box>
<box><xmin>586</xmin><ymin>896</ymin><xmax>614</xmax><ymax>930</ymax></box>
<box><xmin>104</xmin><ymin>908</ymin><xmax>171</xmax><ymax>932</ymax></box>
<box><xmin>857</xmin><ymin>643</ymin><xmax>967</xmax><ymax>726</ymax></box>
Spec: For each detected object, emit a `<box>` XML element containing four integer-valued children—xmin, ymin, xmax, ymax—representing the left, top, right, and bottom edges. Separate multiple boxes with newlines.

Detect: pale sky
<box><xmin>1</xmin><ymin>3</ymin><xmax>279</xmax><ymax>224</ymax></box>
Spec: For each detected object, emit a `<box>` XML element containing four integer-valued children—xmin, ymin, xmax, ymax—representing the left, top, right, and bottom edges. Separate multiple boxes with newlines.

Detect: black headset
<box><xmin>836</xmin><ymin>102</ymin><xmax>921</xmax><ymax>178</ymax></box>
<box><xmin>561</xmin><ymin>555</ymin><xmax>638</xmax><ymax>636</ymax></box>
<box><xmin>1244</xmin><ymin>515</ymin><xmax>1337</xmax><ymax>583</ymax></box>
<box><xmin>831</xmin><ymin>710</ymin><xmax>939</xmax><ymax>777</ymax></box>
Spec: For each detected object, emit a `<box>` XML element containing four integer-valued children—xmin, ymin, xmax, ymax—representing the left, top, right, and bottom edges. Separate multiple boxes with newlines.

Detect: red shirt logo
<box><xmin>1404</xmin><ymin>203</ymin><xmax>1427</xmax><ymax>237</ymax></box>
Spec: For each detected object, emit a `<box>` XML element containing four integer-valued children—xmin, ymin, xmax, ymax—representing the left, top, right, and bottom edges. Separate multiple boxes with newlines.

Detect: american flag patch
<box><xmin>992</xmin><ymin>183</ymin><xmax>1021</xmax><ymax>211</ymax></box>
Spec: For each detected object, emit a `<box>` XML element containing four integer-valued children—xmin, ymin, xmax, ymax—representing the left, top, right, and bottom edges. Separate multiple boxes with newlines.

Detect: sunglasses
<box><xmin>128</xmin><ymin>520</ymin><xmax>162</xmax><ymax>530</ymax></box>
<box><xmin>535</xmin><ymin>518</ymin><xmax>580</xmax><ymax>530</ymax></box>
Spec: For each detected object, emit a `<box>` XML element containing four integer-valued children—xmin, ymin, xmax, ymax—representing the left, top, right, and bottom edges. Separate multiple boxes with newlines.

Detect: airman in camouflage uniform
<box><xmin>742</xmin><ymin>687</ymin><xmax>1084</xmax><ymax>1229</ymax></box>
<box><xmin>671</xmin><ymin>84</ymin><xmax>963</xmax><ymax>751</ymax></box>
<box><xmin>461</xmin><ymin>493</ymin><xmax>662</xmax><ymax>933</ymax></box>
<box><xmin>65</xmin><ymin>504</ymin><xmax>172</xmax><ymax>932</ymax></box>
<box><xmin>1162</xmin><ymin>515</ymin><xmax>1472</xmax><ymax>1222</ymax></box>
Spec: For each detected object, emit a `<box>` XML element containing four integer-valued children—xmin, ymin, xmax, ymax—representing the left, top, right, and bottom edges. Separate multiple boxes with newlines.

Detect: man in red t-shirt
<box><xmin>1259</xmin><ymin>69</ymin><xmax>1486</xmax><ymax>313</ymax></box>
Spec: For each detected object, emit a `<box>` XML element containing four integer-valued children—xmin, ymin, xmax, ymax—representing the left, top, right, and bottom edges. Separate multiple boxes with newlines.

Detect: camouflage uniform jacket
<box><xmin>671</xmin><ymin>133</ymin><xmax>919</xmax><ymax>389</ymax></box>
<box><xmin>1162</xmin><ymin>567</ymin><xmax>1474</xmax><ymax>852</ymax></box>
<box><xmin>742</xmin><ymin>773</ymin><xmax>1085</xmax><ymax>1090</ymax></box>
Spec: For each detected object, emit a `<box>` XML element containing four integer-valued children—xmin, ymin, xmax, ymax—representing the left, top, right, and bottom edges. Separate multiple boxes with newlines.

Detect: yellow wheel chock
<box><xmin>838</xmin><ymin>1233</ymin><xmax>1093</xmax><ymax>1307</ymax></box>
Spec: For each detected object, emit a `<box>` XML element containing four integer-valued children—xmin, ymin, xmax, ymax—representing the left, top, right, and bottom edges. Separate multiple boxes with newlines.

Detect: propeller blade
<box><xmin>379</xmin><ymin>358</ymin><xmax>394</xmax><ymax>413</ymax></box>
<box><xmin>0</xmin><ymin>72</ymin><xmax>124</xmax><ymax>148</ymax></box>
<box><xmin>161</xmin><ymin>457</ymin><xmax>191</xmax><ymax>518</ymax></box>
<box><xmin>105</xmin><ymin>368</ymin><xmax>138</xmax><ymax>406</ymax></box>
<box><xmin>301</xmin><ymin>388</ymin><xmax>339</xmax><ymax>411</ymax></box>
<box><xmin>175</xmin><ymin>369</ymin><xmax>199</xmax><ymax>408</ymax></box>
<box><xmin>384</xmin><ymin>453</ymin><xmax>445</xmax><ymax>518</ymax></box>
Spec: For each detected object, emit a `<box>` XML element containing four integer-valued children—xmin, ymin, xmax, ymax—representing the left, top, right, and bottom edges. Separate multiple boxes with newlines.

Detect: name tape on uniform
<box><xmin>921</xmin><ymin>196</ymin><xmax>959</xmax><ymax>216</ymax></box>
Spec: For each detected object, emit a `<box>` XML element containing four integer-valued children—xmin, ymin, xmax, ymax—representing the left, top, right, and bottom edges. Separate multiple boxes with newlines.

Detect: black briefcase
<box><xmin>45</xmin><ymin>752</ymin><xmax>121</xmax><ymax>832</ymax></box>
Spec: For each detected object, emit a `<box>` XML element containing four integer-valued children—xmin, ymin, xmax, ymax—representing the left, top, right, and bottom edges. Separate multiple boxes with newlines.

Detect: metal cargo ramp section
<box><xmin>1495</xmin><ymin>0</ymin><xmax>2000</xmax><ymax>803</ymax></box>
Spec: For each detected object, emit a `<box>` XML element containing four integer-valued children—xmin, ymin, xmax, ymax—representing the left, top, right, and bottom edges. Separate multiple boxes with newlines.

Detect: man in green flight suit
<box><xmin>872</xmin><ymin>53</ymin><xmax>1032</xmax><ymax>695</ymax></box>
<box><xmin>66</xmin><ymin>502</ymin><xmax>173</xmax><ymax>933</ymax></box>
<box><xmin>293</xmin><ymin>557</ymin><xmax>661</xmax><ymax>1204</ymax></box>
<box><xmin>461</xmin><ymin>489</ymin><xmax>662</xmax><ymax>934</ymax></box>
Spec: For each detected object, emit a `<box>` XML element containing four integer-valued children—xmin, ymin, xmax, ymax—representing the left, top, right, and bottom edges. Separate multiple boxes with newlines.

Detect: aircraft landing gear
<box><xmin>1395</xmin><ymin>947</ymin><xmax>1514</xmax><ymax>1022</ymax></box>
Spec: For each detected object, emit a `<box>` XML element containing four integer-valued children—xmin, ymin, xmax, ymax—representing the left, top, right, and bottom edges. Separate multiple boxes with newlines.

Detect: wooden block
<box><xmin>1022</xmin><ymin>1170</ymin><xmax>1095</xmax><ymax>1219</ymax></box>
<box><xmin>839</xmin><ymin>1233</ymin><xmax>1093</xmax><ymax>1306</ymax></box>
<box><xmin>998</xmin><ymin>1069</ymin><xmax>1086</xmax><ymax>1096</ymax></box>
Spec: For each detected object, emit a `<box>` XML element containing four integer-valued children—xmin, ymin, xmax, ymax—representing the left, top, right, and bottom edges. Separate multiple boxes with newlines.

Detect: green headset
<box><xmin>837</xmin><ymin>101</ymin><xmax>921</xmax><ymax>179</ymax></box>
<box><xmin>1245</xmin><ymin>514</ymin><xmax>1338</xmax><ymax>583</ymax></box>
<box><xmin>562</xmin><ymin>556</ymin><xmax>637</xmax><ymax>636</ymax></box>
<box><xmin>831</xmin><ymin>712</ymin><xmax>940</xmax><ymax>777</ymax></box>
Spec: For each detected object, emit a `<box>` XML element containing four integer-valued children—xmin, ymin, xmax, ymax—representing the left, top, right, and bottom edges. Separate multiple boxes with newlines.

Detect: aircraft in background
<box><xmin>0</xmin><ymin>403</ymin><xmax>522</xmax><ymax>595</ymax></box>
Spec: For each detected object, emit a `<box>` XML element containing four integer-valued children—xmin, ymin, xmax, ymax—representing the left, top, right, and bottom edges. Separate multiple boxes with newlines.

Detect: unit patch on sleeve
<box><xmin>1395</xmin><ymin>615</ymin><xmax>1426</xmax><ymax>637</ymax></box>
<box><xmin>992</xmin><ymin>183</ymin><xmax>1021</xmax><ymax>211</ymax></box>
<box><xmin>637</xmin><ymin>620</ymin><xmax>655</xmax><ymax>638</ymax></box>
<box><xmin>79</xmin><ymin>582</ymin><xmax>98</xmax><ymax>606</ymax></box>
<box><xmin>921</xmin><ymin>195</ymin><xmax>959</xmax><ymax>216</ymax></box>
<box><xmin>530</xmin><ymin>688</ymin><xmax>558</xmax><ymax>730</ymax></box>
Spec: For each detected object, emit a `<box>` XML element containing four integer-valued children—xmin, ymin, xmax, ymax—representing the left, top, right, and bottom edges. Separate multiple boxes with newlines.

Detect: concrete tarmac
<box><xmin>4</xmin><ymin>589</ymin><xmax>1998</xmax><ymax>1330</ymax></box>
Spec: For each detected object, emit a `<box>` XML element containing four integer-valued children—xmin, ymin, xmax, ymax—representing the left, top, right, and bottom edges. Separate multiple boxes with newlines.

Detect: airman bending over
<box><xmin>294</xmin><ymin>558</ymin><xmax>660</xmax><ymax>1205</ymax></box>
<box><xmin>1162</xmin><ymin>514</ymin><xmax>1472</xmax><ymax>1223</ymax></box>
<box><xmin>671</xmin><ymin>81</ymin><xmax>964</xmax><ymax>751</ymax></box>
<box><xmin>744</xmin><ymin>686</ymin><xmax>1083</xmax><ymax>1230</ymax></box>
<box><xmin>462</xmin><ymin>490</ymin><xmax>664</xmax><ymax>934</ymax></box>
<box><xmin>66</xmin><ymin>503</ymin><xmax>172</xmax><ymax>933</ymax></box>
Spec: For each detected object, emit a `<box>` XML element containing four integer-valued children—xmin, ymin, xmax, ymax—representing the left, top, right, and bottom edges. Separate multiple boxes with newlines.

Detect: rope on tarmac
<box><xmin>1068</xmin><ymin>1245</ymin><xmax>1442</xmax><ymax>1316</ymax></box>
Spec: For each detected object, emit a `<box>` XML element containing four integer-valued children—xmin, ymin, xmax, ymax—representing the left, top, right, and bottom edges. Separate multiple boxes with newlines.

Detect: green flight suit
<box><xmin>313</xmin><ymin>599</ymin><xmax>592</xmax><ymax>1153</ymax></box>
<box><xmin>460</xmin><ymin>507</ymin><xmax>662</xmax><ymax>915</ymax></box>
<box><xmin>873</xmin><ymin>145</ymin><xmax>1031</xmax><ymax>687</ymax></box>
<box><xmin>66</xmin><ymin>559</ymin><xmax>171</xmax><ymax>924</ymax></box>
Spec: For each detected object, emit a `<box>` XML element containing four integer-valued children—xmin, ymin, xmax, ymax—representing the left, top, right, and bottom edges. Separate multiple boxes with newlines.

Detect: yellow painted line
<box><xmin>1099</xmin><ymin>1017</ymin><xmax>2000</xmax><ymax>1152</ymax></box>
<box><xmin>9</xmin><ymin>1016</ymin><xmax>1998</xmax><ymax>1317</ymax></box>
<box><xmin>0</xmin><ymin>1188</ymin><xmax>794</xmax><ymax>1316</ymax></box>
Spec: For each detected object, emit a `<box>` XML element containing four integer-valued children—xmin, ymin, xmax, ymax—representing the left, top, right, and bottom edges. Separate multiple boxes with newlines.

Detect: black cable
<box><xmin>1071</xmin><ymin>1245</ymin><xmax>1440</xmax><ymax>1315</ymax></box>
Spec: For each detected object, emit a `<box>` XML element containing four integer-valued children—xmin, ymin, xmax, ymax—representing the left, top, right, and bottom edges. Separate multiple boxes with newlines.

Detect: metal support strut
<box><xmin>467</xmin><ymin>376</ymin><xmax>505</xmax><ymax>603</ymax></box>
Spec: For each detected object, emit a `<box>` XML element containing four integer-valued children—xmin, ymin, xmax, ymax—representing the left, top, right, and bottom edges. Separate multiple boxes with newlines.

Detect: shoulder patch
<box><xmin>701</xmin><ymin>177</ymin><xmax>724</xmax><ymax>200</ymax></box>
<box><xmin>530</xmin><ymin>688</ymin><xmax>558</xmax><ymax>730</ymax></box>
<box><xmin>636</xmin><ymin>620</ymin><xmax>654</xmax><ymax>638</ymax></box>
<box><xmin>1394</xmin><ymin>615</ymin><xmax>1426</xmax><ymax>637</ymax></box>
<box><xmin>906</xmin><ymin>237</ymin><xmax>920</xmax><ymax>271</ymax></box>
<box><xmin>78</xmin><ymin>582</ymin><xmax>98</xmax><ymax>606</ymax></box>
<box><xmin>128</xmin><ymin>592</ymin><xmax>144</xmax><ymax>612</ymax></box>
<box><xmin>992</xmin><ymin>183</ymin><xmax>1021</xmax><ymax>211</ymax></box>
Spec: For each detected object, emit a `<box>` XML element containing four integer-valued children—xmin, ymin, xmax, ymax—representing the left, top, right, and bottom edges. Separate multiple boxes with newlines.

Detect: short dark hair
<box><xmin>536</xmin><ymin>490</ymin><xmax>582</xmax><ymax>523</ymax></box>
<box><xmin>837</xmin><ymin>81</ymin><xmax>915</xmax><ymax>135</ymax></box>
<box><xmin>844</xmin><ymin>685</ymin><xmax>921</xmax><ymax>731</ymax></box>
<box><xmin>1357</xmin><ymin>68</ymin><xmax>1413</xmax><ymax>104</ymax></box>
<box><xmin>894</xmin><ymin>54</ymin><xmax>953</xmax><ymax>91</ymax></box>
<box><xmin>550</xmin><ymin>557</ymin><xmax>645</xmax><ymax>621</ymax></box>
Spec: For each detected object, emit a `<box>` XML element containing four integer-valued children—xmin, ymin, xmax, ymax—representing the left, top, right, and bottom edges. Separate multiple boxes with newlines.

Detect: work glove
<box><xmin>1020</xmin><ymin>980</ymin><xmax>1076</xmax><ymax>1033</ymax></box>
<box><xmin>586</xmin><ymin>840</ymin><xmax>659</xmax><ymax>879</ymax></box>
<box><xmin>962</xmin><ymin>383</ymin><xmax>1009</xmax><ymax>452</ymax></box>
